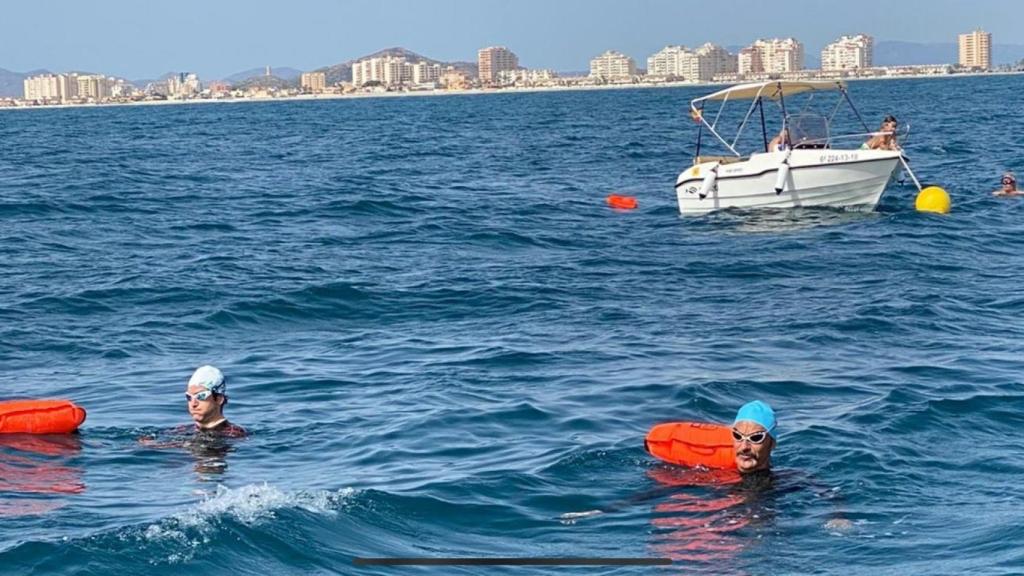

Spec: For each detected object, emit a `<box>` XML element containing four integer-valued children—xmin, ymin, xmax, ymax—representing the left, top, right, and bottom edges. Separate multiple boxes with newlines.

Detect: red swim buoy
<box><xmin>606</xmin><ymin>194</ymin><xmax>638</xmax><ymax>210</ymax></box>
<box><xmin>0</xmin><ymin>400</ymin><xmax>87</xmax><ymax>434</ymax></box>
<box><xmin>644</xmin><ymin>421</ymin><xmax>736</xmax><ymax>470</ymax></box>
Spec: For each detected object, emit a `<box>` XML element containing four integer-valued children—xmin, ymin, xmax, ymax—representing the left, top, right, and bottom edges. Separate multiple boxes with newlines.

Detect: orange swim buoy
<box><xmin>0</xmin><ymin>400</ymin><xmax>87</xmax><ymax>434</ymax></box>
<box><xmin>606</xmin><ymin>194</ymin><xmax>638</xmax><ymax>210</ymax></box>
<box><xmin>644</xmin><ymin>421</ymin><xmax>736</xmax><ymax>470</ymax></box>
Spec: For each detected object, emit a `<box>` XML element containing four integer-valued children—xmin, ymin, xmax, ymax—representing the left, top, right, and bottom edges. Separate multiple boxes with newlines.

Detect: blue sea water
<box><xmin>1</xmin><ymin>75</ymin><xmax>1023</xmax><ymax>575</ymax></box>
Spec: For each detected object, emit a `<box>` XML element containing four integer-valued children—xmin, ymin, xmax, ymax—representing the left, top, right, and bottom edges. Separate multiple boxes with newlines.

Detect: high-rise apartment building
<box><xmin>23</xmin><ymin>74</ymin><xmax>63</xmax><ymax>102</ymax></box>
<box><xmin>647</xmin><ymin>46</ymin><xmax>693</xmax><ymax>78</ymax></box>
<box><xmin>477</xmin><ymin>46</ymin><xmax>519</xmax><ymax>84</ymax></box>
<box><xmin>300</xmin><ymin>72</ymin><xmax>327</xmax><ymax>92</ymax></box>
<box><xmin>741</xmin><ymin>38</ymin><xmax>805</xmax><ymax>75</ymax></box>
<box><xmin>22</xmin><ymin>73</ymin><xmax>93</xmax><ymax>102</ymax></box>
<box><xmin>958</xmin><ymin>29</ymin><xmax>991</xmax><ymax>70</ymax></box>
<box><xmin>165</xmin><ymin>73</ymin><xmax>200</xmax><ymax>98</ymax></box>
<box><xmin>352</xmin><ymin>56</ymin><xmax>415</xmax><ymax>87</ymax></box>
<box><xmin>738</xmin><ymin>47</ymin><xmax>763</xmax><ymax>75</ymax></box>
<box><xmin>411</xmin><ymin>61</ymin><xmax>442</xmax><ymax>85</ymax></box>
<box><xmin>821</xmin><ymin>34</ymin><xmax>874</xmax><ymax>71</ymax></box>
<box><xmin>694</xmin><ymin>43</ymin><xmax>738</xmax><ymax>79</ymax></box>
<box><xmin>383</xmin><ymin>58</ymin><xmax>412</xmax><ymax>86</ymax></box>
<box><xmin>647</xmin><ymin>44</ymin><xmax>736</xmax><ymax>81</ymax></box>
<box><xmin>589</xmin><ymin>50</ymin><xmax>637</xmax><ymax>82</ymax></box>
<box><xmin>351</xmin><ymin>58</ymin><xmax>383</xmax><ymax>86</ymax></box>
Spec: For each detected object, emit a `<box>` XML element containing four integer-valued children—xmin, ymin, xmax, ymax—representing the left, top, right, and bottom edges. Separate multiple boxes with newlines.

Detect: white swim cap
<box><xmin>188</xmin><ymin>365</ymin><xmax>226</xmax><ymax>395</ymax></box>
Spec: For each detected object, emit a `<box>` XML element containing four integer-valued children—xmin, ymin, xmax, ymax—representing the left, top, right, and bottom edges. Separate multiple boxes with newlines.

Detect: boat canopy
<box><xmin>688</xmin><ymin>79</ymin><xmax>869</xmax><ymax>158</ymax></box>
<box><xmin>692</xmin><ymin>80</ymin><xmax>847</xmax><ymax>105</ymax></box>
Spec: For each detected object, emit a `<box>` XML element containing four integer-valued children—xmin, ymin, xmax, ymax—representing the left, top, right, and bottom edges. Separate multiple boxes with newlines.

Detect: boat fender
<box><xmin>774</xmin><ymin>150</ymin><xmax>792</xmax><ymax>195</ymax></box>
<box><xmin>644</xmin><ymin>421</ymin><xmax>736</xmax><ymax>470</ymax></box>
<box><xmin>698</xmin><ymin>163</ymin><xmax>719</xmax><ymax>200</ymax></box>
<box><xmin>0</xmin><ymin>400</ymin><xmax>87</xmax><ymax>434</ymax></box>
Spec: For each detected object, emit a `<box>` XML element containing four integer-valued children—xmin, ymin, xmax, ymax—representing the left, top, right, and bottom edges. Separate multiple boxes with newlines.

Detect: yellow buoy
<box><xmin>915</xmin><ymin>186</ymin><xmax>951</xmax><ymax>214</ymax></box>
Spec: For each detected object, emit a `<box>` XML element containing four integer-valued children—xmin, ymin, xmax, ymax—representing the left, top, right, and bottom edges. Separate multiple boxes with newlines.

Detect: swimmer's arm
<box><xmin>137</xmin><ymin>425</ymin><xmax>192</xmax><ymax>449</ymax></box>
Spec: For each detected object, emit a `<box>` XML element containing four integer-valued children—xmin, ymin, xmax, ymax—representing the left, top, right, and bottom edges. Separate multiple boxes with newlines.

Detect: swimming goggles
<box><xmin>1002</xmin><ymin>178</ymin><xmax>1016</xmax><ymax>185</ymax></box>
<box><xmin>731</xmin><ymin>429</ymin><xmax>769</xmax><ymax>445</ymax></box>
<box><xmin>185</xmin><ymin>390</ymin><xmax>215</xmax><ymax>402</ymax></box>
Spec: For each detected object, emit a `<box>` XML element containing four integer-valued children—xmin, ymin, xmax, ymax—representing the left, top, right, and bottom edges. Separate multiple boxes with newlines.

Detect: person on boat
<box><xmin>993</xmin><ymin>172</ymin><xmax>1022</xmax><ymax>196</ymax></box>
<box><xmin>184</xmin><ymin>365</ymin><xmax>246</xmax><ymax>437</ymax></box>
<box><xmin>767</xmin><ymin>127</ymin><xmax>791</xmax><ymax>152</ymax></box>
<box><xmin>862</xmin><ymin>115</ymin><xmax>900</xmax><ymax>151</ymax></box>
<box><xmin>731</xmin><ymin>400</ymin><xmax>776</xmax><ymax>475</ymax></box>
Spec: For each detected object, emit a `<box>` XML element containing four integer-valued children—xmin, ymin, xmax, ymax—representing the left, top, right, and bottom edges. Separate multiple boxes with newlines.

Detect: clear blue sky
<box><xmin>2</xmin><ymin>0</ymin><xmax>1017</xmax><ymax>79</ymax></box>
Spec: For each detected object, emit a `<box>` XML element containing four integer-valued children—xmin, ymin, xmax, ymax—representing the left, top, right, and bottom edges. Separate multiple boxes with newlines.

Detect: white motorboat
<box><xmin>675</xmin><ymin>80</ymin><xmax>909</xmax><ymax>216</ymax></box>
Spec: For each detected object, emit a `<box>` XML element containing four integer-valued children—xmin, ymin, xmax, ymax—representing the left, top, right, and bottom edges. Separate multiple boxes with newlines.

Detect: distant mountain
<box><xmin>222</xmin><ymin>67</ymin><xmax>302</xmax><ymax>84</ymax></box>
<box><xmin>0</xmin><ymin>68</ymin><xmax>26</xmax><ymax>97</ymax></box>
<box><xmin>314</xmin><ymin>47</ymin><xmax>478</xmax><ymax>84</ymax></box>
<box><xmin>230</xmin><ymin>75</ymin><xmax>296</xmax><ymax>90</ymax></box>
<box><xmin>994</xmin><ymin>44</ymin><xmax>1024</xmax><ymax>65</ymax></box>
<box><xmin>130</xmin><ymin>72</ymin><xmax>181</xmax><ymax>89</ymax></box>
<box><xmin>0</xmin><ymin>67</ymin><xmax>50</xmax><ymax>98</ymax></box>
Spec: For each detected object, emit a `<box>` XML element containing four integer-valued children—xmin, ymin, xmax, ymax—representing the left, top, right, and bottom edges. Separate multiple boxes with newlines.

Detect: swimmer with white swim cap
<box><xmin>185</xmin><ymin>365</ymin><xmax>246</xmax><ymax>437</ymax></box>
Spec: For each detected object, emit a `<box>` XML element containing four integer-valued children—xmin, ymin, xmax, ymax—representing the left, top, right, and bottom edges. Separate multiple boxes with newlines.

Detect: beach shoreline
<box><xmin>2</xmin><ymin>69</ymin><xmax>1021</xmax><ymax>112</ymax></box>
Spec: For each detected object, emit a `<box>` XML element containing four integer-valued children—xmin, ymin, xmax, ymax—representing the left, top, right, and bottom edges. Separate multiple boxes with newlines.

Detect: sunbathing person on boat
<box><xmin>768</xmin><ymin>127</ymin><xmax>791</xmax><ymax>152</ymax></box>
<box><xmin>862</xmin><ymin>115</ymin><xmax>900</xmax><ymax>150</ymax></box>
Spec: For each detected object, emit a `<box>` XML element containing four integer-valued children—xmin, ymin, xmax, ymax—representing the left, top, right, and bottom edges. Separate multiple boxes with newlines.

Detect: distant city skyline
<box><xmin>2</xmin><ymin>0</ymin><xmax>1021</xmax><ymax>80</ymax></box>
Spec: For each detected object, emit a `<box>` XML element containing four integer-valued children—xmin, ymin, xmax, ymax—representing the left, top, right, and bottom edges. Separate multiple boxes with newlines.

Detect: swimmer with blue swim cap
<box><xmin>732</xmin><ymin>401</ymin><xmax>776</xmax><ymax>474</ymax></box>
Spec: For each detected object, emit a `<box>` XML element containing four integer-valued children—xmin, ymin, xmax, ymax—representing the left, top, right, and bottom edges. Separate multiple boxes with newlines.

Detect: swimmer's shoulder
<box><xmin>218</xmin><ymin>421</ymin><xmax>248</xmax><ymax>438</ymax></box>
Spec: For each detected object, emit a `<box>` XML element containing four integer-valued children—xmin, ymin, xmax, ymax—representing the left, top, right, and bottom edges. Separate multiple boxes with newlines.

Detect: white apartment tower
<box><xmin>694</xmin><ymin>43</ymin><xmax>738</xmax><ymax>79</ymax></box>
<box><xmin>589</xmin><ymin>50</ymin><xmax>637</xmax><ymax>82</ymax></box>
<box><xmin>742</xmin><ymin>38</ymin><xmax>805</xmax><ymax>74</ymax></box>
<box><xmin>647</xmin><ymin>46</ymin><xmax>693</xmax><ymax>78</ymax></box>
<box><xmin>383</xmin><ymin>58</ymin><xmax>412</xmax><ymax>86</ymax></box>
<box><xmin>648</xmin><ymin>44</ymin><xmax>736</xmax><ymax>81</ymax></box>
<box><xmin>478</xmin><ymin>46</ymin><xmax>520</xmax><ymax>83</ymax></box>
<box><xmin>821</xmin><ymin>34</ymin><xmax>874</xmax><ymax>71</ymax></box>
<box><xmin>958</xmin><ymin>29</ymin><xmax>991</xmax><ymax>70</ymax></box>
<box><xmin>412</xmin><ymin>61</ymin><xmax>442</xmax><ymax>85</ymax></box>
<box><xmin>22</xmin><ymin>73</ymin><xmax>95</xmax><ymax>102</ymax></box>
<box><xmin>352</xmin><ymin>58</ymin><xmax>384</xmax><ymax>87</ymax></box>
<box><xmin>23</xmin><ymin>74</ymin><xmax>63</xmax><ymax>102</ymax></box>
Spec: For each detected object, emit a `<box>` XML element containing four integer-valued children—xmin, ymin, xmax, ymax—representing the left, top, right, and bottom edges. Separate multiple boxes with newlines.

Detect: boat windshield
<box><xmin>787</xmin><ymin>114</ymin><xmax>830</xmax><ymax>149</ymax></box>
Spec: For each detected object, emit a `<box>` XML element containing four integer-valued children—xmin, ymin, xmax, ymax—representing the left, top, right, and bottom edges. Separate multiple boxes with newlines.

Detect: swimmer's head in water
<box><xmin>732</xmin><ymin>401</ymin><xmax>776</xmax><ymax>474</ymax></box>
<box><xmin>1002</xmin><ymin>173</ymin><xmax>1017</xmax><ymax>187</ymax></box>
<box><xmin>186</xmin><ymin>365</ymin><xmax>227</xmax><ymax>425</ymax></box>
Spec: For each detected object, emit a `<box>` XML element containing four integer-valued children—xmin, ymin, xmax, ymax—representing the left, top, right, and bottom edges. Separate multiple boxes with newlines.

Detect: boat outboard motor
<box><xmin>698</xmin><ymin>163</ymin><xmax>719</xmax><ymax>200</ymax></box>
<box><xmin>774</xmin><ymin>149</ymin><xmax>792</xmax><ymax>195</ymax></box>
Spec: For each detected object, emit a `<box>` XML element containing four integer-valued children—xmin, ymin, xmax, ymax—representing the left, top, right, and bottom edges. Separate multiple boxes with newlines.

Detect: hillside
<box><xmin>313</xmin><ymin>47</ymin><xmax>478</xmax><ymax>83</ymax></box>
<box><xmin>0</xmin><ymin>67</ymin><xmax>50</xmax><ymax>98</ymax></box>
<box><xmin>223</xmin><ymin>67</ymin><xmax>303</xmax><ymax>84</ymax></box>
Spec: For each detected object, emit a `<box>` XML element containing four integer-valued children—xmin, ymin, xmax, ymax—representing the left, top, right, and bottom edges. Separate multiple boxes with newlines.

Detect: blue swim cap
<box><xmin>734</xmin><ymin>401</ymin><xmax>777</xmax><ymax>438</ymax></box>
